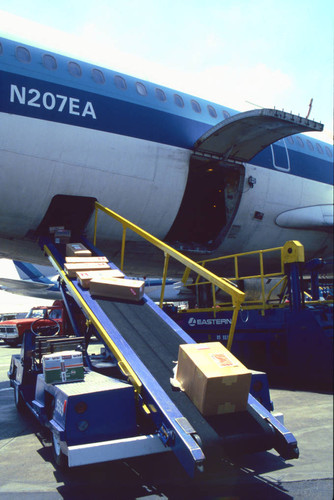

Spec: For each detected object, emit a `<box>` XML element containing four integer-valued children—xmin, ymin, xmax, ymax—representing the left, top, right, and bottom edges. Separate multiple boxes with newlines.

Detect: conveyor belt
<box><xmin>96</xmin><ymin>297</ymin><xmax>222</xmax><ymax>462</ymax></box>
<box><xmin>96</xmin><ymin>297</ymin><xmax>275</xmax><ymax>460</ymax></box>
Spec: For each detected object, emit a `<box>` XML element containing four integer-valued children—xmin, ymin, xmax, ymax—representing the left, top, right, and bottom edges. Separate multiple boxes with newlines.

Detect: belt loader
<box><xmin>8</xmin><ymin>235</ymin><xmax>299</xmax><ymax>478</ymax></box>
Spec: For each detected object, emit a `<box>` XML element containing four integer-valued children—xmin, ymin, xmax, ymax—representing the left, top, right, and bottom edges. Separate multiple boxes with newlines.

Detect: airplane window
<box><xmin>222</xmin><ymin>110</ymin><xmax>230</xmax><ymax>119</ymax></box>
<box><xmin>156</xmin><ymin>88</ymin><xmax>166</xmax><ymax>101</ymax></box>
<box><xmin>325</xmin><ymin>146</ymin><xmax>332</xmax><ymax>158</ymax></box>
<box><xmin>191</xmin><ymin>100</ymin><xmax>201</xmax><ymax>113</ymax></box>
<box><xmin>16</xmin><ymin>46</ymin><xmax>31</xmax><ymax>63</ymax></box>
<box><xmin>92</xmin><ymin>68</ymin><xmax>105</xmax><ymax>84</ymax></box>
<box><xmin>316</xmin><ymin>143</ymin><xmax>324</xmax><ymax>154</ymax></box>
<box><xmin>306</xmin><ymin>140</ymin><xmax>314</xmax><ymax>151</ymax></box>
<box><xmin>43</xmin><ymin>54</ymin><xmax>57</xmax><ymax>70</ymax></box>
<box><xmin>136</xmin><ymin>82</ymin><xmax>147</xmax><ymax>96</ymax></box>
<box><xmin>174</xmin><ymin>94</ymin><xmax>184</xmax><ymax>108</ymax></box>
<box><xmin>286</xmin><ymin>136</ymin><xmax>294</xmax><ymax>144</ymax></box>
<box><xmin>296</xmin><ymin>136</ymin><xmax>304</xmax><ymax>148</ymax></box>
<box><xmin>207</xmin><ymin>105</ymin><xmax>217</xmax><ymax>118</ymax></box>
<box><xmin>114</xmin><ymin>75</ymin><xmax>127</xmax><ymax>90</ymax></box>
<box><xmin>68</xmin><ymin>61</ymin><xmax>82</xmax><ymax>77</ymax></box>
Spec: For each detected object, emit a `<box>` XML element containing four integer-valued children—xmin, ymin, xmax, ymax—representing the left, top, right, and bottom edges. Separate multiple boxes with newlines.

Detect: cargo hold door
<box><xmin>193</xmin><ymin>108</ymin><xmax>323</xmax><ymax>161</ymax></box>
<box><xmin>166</xmin><ymin>109</ymin><xmax>324</xmax><ymax>251</ymax></box>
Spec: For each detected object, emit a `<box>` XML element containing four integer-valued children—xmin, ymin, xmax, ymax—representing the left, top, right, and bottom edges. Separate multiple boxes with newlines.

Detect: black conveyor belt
<box><xmin>95</xmin><ymin>298</ymin><xmax>274</xmax><ymax>462</ymax></box>
<box><xmin>96</xmin><ymin>297</ymin><xmax>223</xmax><ymax>462</ymax></box>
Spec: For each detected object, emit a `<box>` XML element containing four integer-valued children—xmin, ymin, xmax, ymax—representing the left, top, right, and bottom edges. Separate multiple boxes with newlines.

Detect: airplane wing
<box><xmin>0</xmin><ymin>259</ymin><xmax>61</xmax><ymax>299</ymax></box>
<box><xmin>194</xmin><ymin>108</ymin><xmax>324</xmax><ymax>160</ymax></box>
<box><xmin>0</xmin><ymin>277</ymin><xmax>61</xmax><ymax>299</ymax></box>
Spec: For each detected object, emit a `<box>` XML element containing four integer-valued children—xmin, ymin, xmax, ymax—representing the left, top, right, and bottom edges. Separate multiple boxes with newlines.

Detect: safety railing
<box><xmin>181</xmin><ymin>241</ymin><xmax>306</xmax><ymax>315</ymax></box>
<box><xmin>93</xmin><ymin>202</ymin><xmax>245</xmax><ymax>350</ymax></box>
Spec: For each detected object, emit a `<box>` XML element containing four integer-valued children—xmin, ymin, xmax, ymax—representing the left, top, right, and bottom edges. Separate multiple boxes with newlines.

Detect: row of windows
<box><xmin>0</xmin><ymin>42</ymin><xmax>232</xmax><ymax>120</ymax></box>
<box><xmin>0</xmin><ymin>41</ymin><xmax>332</xmax><ymax>157</ymax></box>
<box><xmin>286</xmin><ymin>135</ymin><xmax>332</xmax><ymax>158</ymax></box>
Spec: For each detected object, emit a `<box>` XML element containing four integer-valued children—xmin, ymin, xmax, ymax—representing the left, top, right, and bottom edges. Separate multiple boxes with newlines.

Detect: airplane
<box><xmin>0</xmin><ymin>258</ymin><xmax>192</xmax><ymax>302</ymax></box>
<box><xmin>0</xmin><ymin>258</ymin><xmax>60</xmax><ymax>299</ymax></box>
<box><xmin>0</xmin><ymin>36</ymin><xmax>333</xmax><ymax>279</ymax></box>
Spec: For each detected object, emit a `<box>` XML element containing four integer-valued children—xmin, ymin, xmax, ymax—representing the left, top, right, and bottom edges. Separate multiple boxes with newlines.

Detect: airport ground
<box><xmin>0</xmin><ymin>339</ymin><xmax>333</xmax><ymax>500</ymax></box>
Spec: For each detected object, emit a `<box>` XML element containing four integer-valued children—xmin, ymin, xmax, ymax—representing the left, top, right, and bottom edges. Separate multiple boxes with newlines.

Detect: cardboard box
<box><xmin>66</xmin><ymin>243</ymin><xmax>92</xmax><ymax>257</ymax></box>
<box><xmin>65</xmin><ymin>256</ymin><xmax>109</xmax><ymax>263</ymax></box>
<box><xmin>90</xmin><ymin>277</ymin><xmax>145</xmax><ymax>302</ymax></box>
<box><xmin>77</xmin><ymin>269</ymin><xmax>125</xmax><ymax>288</ymax></box>
<box><xmin>54</xmin><ymin>229</ymin><xmax>71</xmax><ymax>244</ymax></box>
<box><xmin>176</xmin><ymin>342</ymin><xmax>251</xmax><ymax>416</ymax></box>
<box><xmin>42</xmin><ymin>351</ymin><xmax>84</xmax><ymax>384</ymax></box>
<box><xmin>64</xmin><ymin>262</ymin><xmax>111</xmax><ymax>278</ymax></box>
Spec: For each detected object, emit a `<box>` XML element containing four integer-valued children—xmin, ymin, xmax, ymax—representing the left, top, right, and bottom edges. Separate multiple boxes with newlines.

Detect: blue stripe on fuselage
<box><xmin>0</xmin><ymin>69</ymin><xmax>332</xmax><ymax>186</ymax></box>
<box><xmin>0</xmin><ymin>69</ymin><xmax>208</xmax><ymax>149</ymax></box>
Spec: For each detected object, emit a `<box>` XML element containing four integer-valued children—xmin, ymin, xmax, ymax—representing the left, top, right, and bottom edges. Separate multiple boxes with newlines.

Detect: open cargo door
<box><xmin>166</xmin><ymin>109</ymin><xmax>324</xmax><ymax>250</ymax></box>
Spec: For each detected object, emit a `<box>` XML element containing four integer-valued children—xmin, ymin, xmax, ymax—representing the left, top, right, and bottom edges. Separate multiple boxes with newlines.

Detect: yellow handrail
<box><xmin>182</xmin><ymin>240</ymin><xmax>305</xmax><ymax>314</ymax></box>
<box><xmin>93</xmin><ymin>202</ymin><xmax>245</xmax><ymax>349</ymax></box>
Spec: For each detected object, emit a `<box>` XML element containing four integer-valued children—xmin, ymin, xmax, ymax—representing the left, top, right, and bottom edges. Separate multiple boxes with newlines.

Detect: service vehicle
<box><xmin>0</xmin><ymin>300</ymin><xmax>84</xmax><ymax>346</ymax></box>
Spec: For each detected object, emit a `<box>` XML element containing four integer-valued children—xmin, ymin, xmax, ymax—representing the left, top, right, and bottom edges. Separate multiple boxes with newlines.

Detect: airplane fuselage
<box><xmin>0</xmin><ymin>37</ymin><xmax>333</xmax><ymax>273</ymax></box>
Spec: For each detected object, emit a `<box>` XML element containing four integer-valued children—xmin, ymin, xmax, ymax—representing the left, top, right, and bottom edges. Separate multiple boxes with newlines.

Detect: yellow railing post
<box><xmin>159</xmin><ymin>253</ymin><xmax>170</xmax><ymax>308</ymax></box>
<box><xmin>234</xmin><ymin>255</ymin><xmax>239</xmax><ymax>279</ymax></box>
<box><xmin>181</xmin><ymin>267</ymin><xmax>191</xmax><ymax>285</ymax></box>
<box><xmin>120</xmin><ymin>225</ymin><xmax>127</xmax><ymax>272</ymax></box>
<box><xmin>212</xmin><ymin>283</ymin><xmax>217</xmax><ymax>318</ymax></box>
<box><xmin>93</xmin><ymin>206</ymin><xmax>98</xmax><ymax>246</ymax></box>
<box><xmin>226</xmin><ymin>304</ymin><xmax>240</xmax><ymax>351</ymax></box>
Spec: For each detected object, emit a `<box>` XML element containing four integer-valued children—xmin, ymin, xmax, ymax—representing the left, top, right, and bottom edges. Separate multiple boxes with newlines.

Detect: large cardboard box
<box><xmin>43</xmin><ymin>351</ymin><xmax>84</xmax><ymax>384</ymax></box>
<box><xmin>64</xmin><ymin>262</ymin><xmax>111</xmax><ymax>278</ymax></box>
<box><xmin>66</xmin><ymin>243</ymin><xmax>92</xmax><ymax>257</ymax></box>
<box><xmin>176</xmin><ymin>342</ymin><xmax>251</xmax><ymax>416</ymax></box>
<box><xmin>77</xmin><ymin>269</ymin><xmax>125</xmax><ymax>288</ymax></box>
<box><xmin>65</xmin><ymin>256</ymin><xmax>109</xmax><ymax>263</ymax></box>
<box><xmin>90</xmin><ymin>277</ymin><xmax>145</xmax><ymax>302</ymax></box>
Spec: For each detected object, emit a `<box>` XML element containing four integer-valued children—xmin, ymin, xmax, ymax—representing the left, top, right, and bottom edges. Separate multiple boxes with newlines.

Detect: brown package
<box><xmin>176</xmin><ymin>342</ymin><xmax>251</xmax><ymax>416</ymax></box>
<box><xmin>66</xmin><ymin>243</ymin><xmax>92</xmax><ymax>257</ymax></box>
<box><xmin>90</xmin><ymin>277</ymin><xmax>145</xmax><ymax>302</ymax></box>
<box><xmin>64</xmin><ymin>262</ymin><xmax>110</xmax><ymax>278</ymax></box>
<box><xmin>77</xmin><ymin>269</ymin><xmax>125</xmax><ymax>288</ymax></box>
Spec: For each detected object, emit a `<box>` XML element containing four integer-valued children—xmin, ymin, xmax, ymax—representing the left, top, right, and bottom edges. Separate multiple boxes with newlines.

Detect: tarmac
<box><xmin>0</xmin><ymin>341</ymin><xmax>333</xmax><ymax>500</ymax></box>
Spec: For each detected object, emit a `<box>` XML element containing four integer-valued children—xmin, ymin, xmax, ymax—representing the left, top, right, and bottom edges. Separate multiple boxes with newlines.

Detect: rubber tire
<box><xmin>7</xmin><ymin>338</ymin><xmax>20</xmax><ymax>347</ymax></box>
<box><xmin>52</xmin><ymin>431</ymin><xmax>68</xmax><ymax>469</ymax></box>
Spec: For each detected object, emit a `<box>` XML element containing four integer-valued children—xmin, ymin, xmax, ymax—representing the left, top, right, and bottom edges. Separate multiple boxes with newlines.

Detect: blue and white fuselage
<box><xmin>0</xmin><ymin>37</ymin><xmax>332</xmax><ymax>271</ymax></box>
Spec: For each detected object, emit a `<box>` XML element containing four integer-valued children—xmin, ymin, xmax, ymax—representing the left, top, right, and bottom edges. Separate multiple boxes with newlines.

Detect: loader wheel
<box><xmin>52</xmin><ymin>431</ymin><xmax>68</xmax><ymax>469</ymax></box>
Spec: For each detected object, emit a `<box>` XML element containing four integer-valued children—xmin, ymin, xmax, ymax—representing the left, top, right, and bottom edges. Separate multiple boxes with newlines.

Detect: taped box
<box><xmin>176</xmin><ymin>342</ymin><xmax>251</xmax><ymax>416</ymax></box>
<box><xmin>65</xmin><ymin>256</ymin><xmax>109</xmax><ymax>263</ymax></box>
<box><xmin>66</xmin><ymin>243</ymin><xmax>92</xmax><ymax>257</ymax></box>
<box><xmin>42</xmin><ymin>351</ymin><xmax>84</xmax><ymax>384</ymax></box>
<box><xmin>77</xmin><ymin>269</ymin><xmax>125</xmax><ymax>288</ymax></box>
<box><xmin>90</xmin><ymin>277</ymin><xmax>145</xmax><ymax>302</ymax></box>
<box><xmin>64</xmin><ymin>262</ymin><xmax>111</xmax><ymax>278</ymax></box>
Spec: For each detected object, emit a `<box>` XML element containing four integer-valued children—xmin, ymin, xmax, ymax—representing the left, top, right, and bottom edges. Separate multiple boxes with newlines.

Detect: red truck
<box><xmin>0</xmin><ymin>300</ymin><xmax>84</xmax><ymax>346</ymax></box>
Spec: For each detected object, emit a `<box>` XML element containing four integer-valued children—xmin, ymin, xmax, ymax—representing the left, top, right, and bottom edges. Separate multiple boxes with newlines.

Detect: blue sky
<box><xmin>0</xmin><ymin>0</ymin><xmax>333</xmax><ymax>142</ymax></box>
